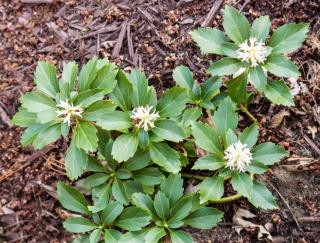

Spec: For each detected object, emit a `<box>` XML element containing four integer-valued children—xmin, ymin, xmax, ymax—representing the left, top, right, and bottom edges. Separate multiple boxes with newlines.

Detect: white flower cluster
<box><xmin>56</xmin><ymin>100</ymin><xmax>83</xmax><ymax>126</ymax></box>
<box><xmin>224</xmin><ymin>141</ymin><xmax>252</xmax><ymax>172</ymax></box>
<box><xmin>130</xmin><ymin>105</ymin><xmax>160</xmax><ymax>131</ymax></box>
<box><xmin>237</xmin><ymin>37</ymin><xmax>267</xmax><ymax>67</ymax></box>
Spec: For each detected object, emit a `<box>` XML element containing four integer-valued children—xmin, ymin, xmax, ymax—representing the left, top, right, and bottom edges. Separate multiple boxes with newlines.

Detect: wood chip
<box><xmin>201</xmin><ymin>0</ymin><xmax>224</xmax><ymax>27</ymax></box>
<box><xmin>112</xmin><ymin>21</ymin><xmax>127</xmax><ymax>58</ymax></box>
<box><xmin>20</xmin><ymin>0</ymin><xmax>55</xmax><ymax>3</ymax></box>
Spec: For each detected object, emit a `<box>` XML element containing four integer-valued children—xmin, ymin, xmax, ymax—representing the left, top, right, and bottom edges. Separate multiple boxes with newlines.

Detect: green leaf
<box><xmin>246</xmin><ymin>161</ymin><xmax>268</xmax><ymax>174</ymax></box>
<box><xmin>190</xmin><ymin>27</ymin><xmax>227</xmax><ymax>55</ymax></box>
<box><xmin>112</xmin><ymin>177</ymin><xmax>129</xmax><ymax>205</ymax></box>
<box><xmin>112</xmin><ymin>133</ymin><xmax>139</xmax><ymax>162</ymax></box>
<box><xmin>239</xmin><ymin>123</ymin><xmax>259</xmax><ymax>148</ymax></box>
<box><xmin>89</xmin><ymin>229</ymin><xmax>102</xmax><ymax>243</ymax></box>
<box><xmin>116</xmin><ymin>169</ymin><xmax>132</xmax><ymax>179</ymax></box>
<box><xmin>75</xmin><ymin>121</ymin><xmax>98</xmax><ymax>152</ymax></box>
<box><xmin>101</xmin><ymin>202</ymin><xmax>124</xmax><ymax>225</ymax></box>
<box><xmin>96</xmin><ymin>111</ymin><xmax>132</xmax><ymax>131</ymax></box>
<box><xmin>250</xmin><ymin>16</ymin><xmax>271</xmax><ymax>41</ymax></box>
<box><xmin>144</xmin><ymin>227</ymin><xmax>166</xmax><ymax>243</ymax></box>
<box><xmin>223</xmin><ymin>5</ymin><xmax>250</xmax><ymax>43</ymax></box>
<box><xmin>34</xmin><ymin>61</ymin><xmax>59</xmax><ymax>98</ymax></box>
<box><xmin>154</xmin><ymin>191</ymin><xmax>170</xmax><ymax>220</ymax></box>
<box><xmin>227</xmin><ymin>71</ymin><xmax>248</xmax><ymax>104</ymax></box>
<box><xmin>183</xmin><ymin>207</ymin><xmax>223</xmax><ymax>229</ymax></box>
<box><xmin>63</xmin><ymin>217</ymin><xmax>97</xmax><ymax>233</ymax></box>
<box><xmin>104</xmin><ymin>229</ymin><xmax>122</xmax><ymax>243</ymax></box>
<box><xmin>20</xmin><ymin>124</ymin><xmax>47</xmax><ymax>146</ymax></box>
<box><xmin>109</xmin><ymin>69</ymin><xmax>133</xmax><ymax>111</ymax></box>
<box><xmin>57</xmin><ymin>182</ymin><xmax>90</xmax><ymax>214</ymax></box>
<box><xmin>253</xmin><ymin>142</ymin><xmax>287</xmax><ymax>165</ymax></box>
<box><xmin>12</xmin><ymin>109</ymin><xmax>37</xmax><ymax>127</ymax></box>
<box><xmin>248</xmin><ymin>182</ymin><xmax>277</xmax><ymax>209</ymax></box>
<box><xmin>78</xmin><ymin>58</ymin><xmax>98</xmax><ymax>93</ymax></box>
<box><xmin>82</xmin><ymin>100</ymin><xmax>116</xmax><ymax>121</ymax></box>
<box><xmin>89</xmin><ymin>184</ymin><xmax>112</xmax><ymax>213</ymax></box>
<box><xmin>169</xmin><ymin>230</ymin><xmax>192</xmax><ymax>243</ymax></box>
<box><xmin>149</xmin><ymin>143</ymin><xmax>181</xmax><ymax>174</ymax></box>
<box><xmin>173</xmin><ymin>65</ymin><xmax>194</xmax><ymax>89</ymax></box>
<box><xmin>20</xmin><ymin>91</ymin><xmax>56</xmax><ymax>113</ymax></box>
<box><xmin>248</xmin><ymin>66</ymin><xmax>267</xmax><ymax>92</ymax></box>
<box><xmin>74</xmin><ymin>89</ymin><xmax>105</xmax><ymax>108</ymax></box>
<box><xmin>199</xmin><ymin>176</ymin><xmax>224</xmax><ymax>203</ymax></box>
<box><xmin>213</xmin><ymin>97</ymin><xmax>238</xmax><ymax>135</ymax></box>
<box><xmin>192</xmin><ymin>155</ymin><xmax>225</xmax><ymax>171</ymax></box>
<box><xmin>201</xmin><ymin>76</ymin><xmax>221</xmax><ymax>101</ymax></box>
<box><xmin>181</xmin><ymin>107</ymin><xmax>201</xmax><ymax>126</ymax></box>
<box><xmin>91</xmin><ymin>61</ymin><xmax>118</xmax><ymax>93</ymax></box>
<box><xmin>118</xmin><ymin>231</ymin><xmax>145</xmax><ymax>243</ymax></box>
<box><xmin>265</xmin><ymin>55</ymin><xmax>300</xmax><ymax>78</ymax></box>
<box><xmin>82</xmin><ymin>173</ymin><xmax>109</xmax><ymax>189</ymax></box>
<box><xmin>191</xmin><ymin>121</ymin><xmax>222</xmax><ymax>156</ymax></box>
<box><xmin>32</xmin><ymin>123</ymin><xmax>61</xmax><ymax>149</ymax></box>
<box><xmin>269</xmin><ymin>23</ymin><xmax>309</xmax><ymax>54</ymax></box>
<box><xmin>143</xmin><ymin>86</ymin><xmax>157</xmax><ymax>108</ymax></box>
<box><xmin>160</xmin><ymin>174</ymin><xmax>184</xmax><ymax>205</ymax></box>
<box><xmin>170</xmin><ymin>196</ymin><xmax>193</xmax><ymax>222</ymax></box>
<box><xmin>224</xmin><ymin>129</ymin><xmax>237</xmax><ymax>147</ymax></box>
<box><xmin>231</xmin><ymin>173</ymin><xmax>253</xmax><ymax>198</ymax></box>
<box><xmin>122</xmin><ymin>150</ymin><xmax>151</xmax><ymax>171</ymax></box>
<box><xmin>152</xmin><ymin>119</ymin><xmax>185</xmax><ymax>143</ymax></box>
<box><xmin>115</xmin><ymin>207</ymin><xmax>151</xmax><ymax>231</ymax></box>
<box><xmin>65</xmin><ymin>140</ymin><xmax>88</xmax><ymax>180</ymax></box>
<box><xmin>208</xmin><ymin>58</ymin><xmax>244</xmax><ymax>76</ymax></box>
<box><xmin>132</xmin><ymin>192</ymin><xmax>156</xmax><ymax>215</ymax></box>
<box><xmin>59</xmin><ymin>61</ymin><xmax>78</xmax><ymax>100</ymax></box>
<box><xmin>133</xmin><ymin>168</ymin><xmax>164</xmax><ymax>186</ymax></box>
<box><xmin>264</xmin><ymin>80</ymin><xmax>294</xmax><ymax>106</ymax></box>
<box><xmin>128</xmin><ymin>69</ymin><xmax>148</xmax><ymax>107</ymax></box>
<box><xmin>221</xmin><ymin>42</ymin><xmax>239</xmax><ymax>58</ymax></box>
<box><xmin>157</xmin><ymin>87</ymin><xmax>188</xmax><ymax>118</ymax></box>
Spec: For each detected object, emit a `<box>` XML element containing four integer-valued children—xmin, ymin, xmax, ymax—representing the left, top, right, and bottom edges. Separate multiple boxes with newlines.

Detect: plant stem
<box><xmin>239</xmin><ymin>104</ymin><xmax>257</xmax><ymax>123</ymax></box>
<box><xmin>209</xmin><ymin>193</ymin><xmax>243</xmax><ymax>203</ymax></box>
<box><xmin>181</xmin><ymin>173</ymin><xmax>231</xmax><ymax>181</ymax></box>
<box><xmin>181</xmin><ymin>173</ymin><xmax>206</xmax><ymax>181</ymax></box>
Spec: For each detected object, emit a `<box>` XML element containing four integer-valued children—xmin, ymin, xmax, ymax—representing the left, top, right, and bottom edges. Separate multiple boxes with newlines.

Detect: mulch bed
<box><xmin>0</xmin><ymin>0</ymin><xmax>319</xmax><ymax>242</ymax></box>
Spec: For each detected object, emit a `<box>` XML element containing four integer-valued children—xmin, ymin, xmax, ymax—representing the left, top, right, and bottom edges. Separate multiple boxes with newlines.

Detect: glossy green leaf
<box><xmin>34</xmin><ymin>61</ymin><xmax>59</xmax><ymax>98</ymax></box>
<box><xmin>96</xmin><ymin>111</ymin><xmax>132</xmax><ymax>131</ymax></box>
<box><xmin>78</xmin><ymin>58</ymin><xmax>98</xmax><ymax>93</ymax></box>
<box><xmin>112</xmin><ymin>133</ymin><xmax>139</xmax><ymax>162</ymax></box>
<box><xmin>65</xmin><ymin>140</ymin><xmax>88</xmax><ymax>180</ymax></box>
<box><xmin>33</xmin><ymin>123</ymin><xmax>61</xmax><ymax>149</ymax></box>
<box><xmin>128</xmin><ymin>69</ymin><xmax>149</xmax><ymax>107</ymax></box>
<box><xmin>173</xmin><ymin>65</ymin><xmax>194</xmax><ymax>89</ymax></box>
<box><xmin>104</xmin><ymin>229</ymin><xmax>122</xmax><ymax>243</ymax></box>
<box><xmin>253</xmin><ymin>142</ymin><xmax>288</xmax><ymax>165</ymax></box>
<box><xmin>199</xmin><ymin>176</ymin><xmax>224</xmax><ymax>203</ymax></box>
<box><xmin>265</xmin><ymin>55</ymin><xmax>300</xmax><ymax>78</ymax></box>
<box><xmin>239</xmin><ymin>123</ymin><xmax>259</xmax><ymax>148</ymax></box>
<box><xmin>231</xmin><ymin>173</ymin><xmax>253</xmax><ymax>198</ymax></box>
<box><xmin>152</xmin><ymin>119</ymin><xmax>185</xmax><ymax>143</ymax></box>
<box><xmin>208</xmin><ymin>58</ymin><xmax>244</xmax><ymax>76</ymax></box>
<box><xmin>169</xmin><ymin>230</ymin><xmax>192</xmax><ymax>243</ymax></box>
<box><xmin>75</xmin><ymin>121</ymin><xmax>98</xmax><ymax>152</ymax></box>
<box><xmin>63</xmin><ymin>217</ymin><xmax>97</xmax><ymax>233</ymax></box>
<box><xmin>190</xmin><ymin>27</ymin><xmax>227</xmax><ymax>55</ymax></box>
<box><xmin>115</xmin><ymin>207</ymin><xmax>151</xmax><ymax>231</ymax></box>
<box><xmin>223</xmin><ymin>5</ymin><xmax>250</xmax><ymax>43</ymax></box>
<box><xmin>248</xmin><ymin>66</ymin><xmax>267</xmax><ymax>92</ymax></box>
<box><xmin>248</xmin><ymin>182</ymin><xmax>277</xmax><ymax>209</ymax></box>
<box><xmin>132</xmin><ymin>192</ymin><xmax>156</xmax><ymax>215</ymax></box>
<box><xmin>250</xmin><ymin>16</ymin><xmax>271</xmax><ymax>41</ymax></box>
<box><xmin>101</xmin><ymin>202</ymin><xmax>124</xmax><ymax>225</ymax></box>
<box><xmin>154</xmin><ymin>191</ymin><xmax>170</xmax><ymax>220</ymax></box>
<box><xmin>192</xmin><ymin>155</ymin><xmax>225</xmax><ymax>171</ymax></box>
<box><xmin>183</xmin><ymin>207</ymin><xmax>223</xmax><ymax>229</ymax></box>
<box><xmin>112</xmin><ymin>177</ymin><xmax>129</xmax><ymax>205</ymax></box>
<box><xmin>227</xmin><ymin>71</ymin><xmax>248</xmax><ymax>104</ymax></box>
<box><xmin>264</xmin><ymin>80</ymin><xmax>294</xmax><ymax>106</ymax></box>
<box><xmin>57</xmin><ymin>182</ymin><xmax>90</xmax><ymax>214</ymax></box>
<box><xmin>144</xmin><ymin>227</ymin><xmax>166</xmax><ymax>243</ymax></box>
<box><xmin>160</xmin><ymin>174</ymin><xmax>184</xmax><ymax>205</ymax></box>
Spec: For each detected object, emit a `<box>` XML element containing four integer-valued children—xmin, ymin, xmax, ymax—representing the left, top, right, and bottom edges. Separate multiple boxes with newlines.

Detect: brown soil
<box><xmin>0</xmin><ymin>0</ymin><xmax>319</xmax><ymax>242</ymax></box>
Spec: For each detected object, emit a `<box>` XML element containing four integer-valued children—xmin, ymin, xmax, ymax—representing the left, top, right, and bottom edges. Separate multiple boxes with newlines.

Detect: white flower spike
<box><xmin>130</xmin><ymin>105</ymin><xmax>160</xmax><ymax>131</ymax></box>
<box><xmin>224</xmin><ymin>141</ymin><xmax>252</xmax><ymax>172</ymax></box>
<box><xmin>56</xmin><ymin>99</ymin><xmax>83</xmax><ymax>126</ymax></box>
<box><xmin>237</xmin><ymin>37</ymin><xmax>267</xmax><ymax>67</ymax></box>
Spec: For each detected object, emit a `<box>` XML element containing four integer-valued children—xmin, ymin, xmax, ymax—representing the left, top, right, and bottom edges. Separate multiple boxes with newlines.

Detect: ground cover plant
<box><xmin>11</xmin><ymin>5</ymin><xmax>309</xmax><ymax>243</ymax></box>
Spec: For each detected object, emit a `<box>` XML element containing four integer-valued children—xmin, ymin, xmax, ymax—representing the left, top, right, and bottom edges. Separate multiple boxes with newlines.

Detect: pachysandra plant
<box><xmin>190</xmin><ymin>97</ymin><xmax>287</xmax><ymax>208</ymax></box>
<box><xmin>12</xmin><ymin>58</ymin><xmax>118</xmax><ymax>179</ymax></box>
<box><xmin>97</xmin><ymin>68</ymin><xmax>191</xmax><ymax>174</ymax></box>
<box><xmin>191</xmin><ymin>5</ymin><xmax>309</xmax><ymax>106</ymax></box>
<box><xmin>11</xmin><ymin>5</ymin><xmax>309</xmax><ymax>242</ymax></box>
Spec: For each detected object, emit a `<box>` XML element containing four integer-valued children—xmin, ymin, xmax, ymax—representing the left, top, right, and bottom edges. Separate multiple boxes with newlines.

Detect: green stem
<box><xmin>239</xmin><ymin>104</ymin><xmax>257</xmax><ymax>123</ymax></box>
<box><xmin>181</xmin><ymin>172</ymin><xmax>254</xmax><ymax>204</ymax></box>
<box><xmin>210</xmin><ymin>193</ymin><xmax>243</xmax><ymax>203</ymax></box>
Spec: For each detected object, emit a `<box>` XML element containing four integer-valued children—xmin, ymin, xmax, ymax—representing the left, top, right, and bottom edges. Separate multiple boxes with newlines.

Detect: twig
<box><xmin>302</xmin><ymin>134</ymin><xmax>320</xmax><ymax>157</ymax></box>
<box><xmin>0</xmin><ymin>105</ymin><xmax>11</xmax><ymax>127</ymax></box>
<box><xmin>201</xmin><ymin>0</ymin><xmax>225</xmax><ymax>27</ymax></box>
<box><xmin>266</xmin><ymin>180</ymin><xmax>304</xmax><ymax>233</ymax></box>
<box><xmin>127</xmin><ymin>24</ymin><xmax>134</xmax><ymax>59</ymax></box>
<box><xmin>0</xmin><ymin>145</ymin><xmax>54</xmax><ymax>182</ymax></box>
<box><xmin>112</xmin><ymin>21</ymin><xmax>127</xmax><ymax>58</ymax></box>
<box><xmin>20</xmin><ymin>0</ymin><xmax>54</xmax><ymax>3</ymax></box>
<box><xmin>74</xmin><ymin>25</ymin><xmax>118</xmax><ymax>40</ymax></box>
